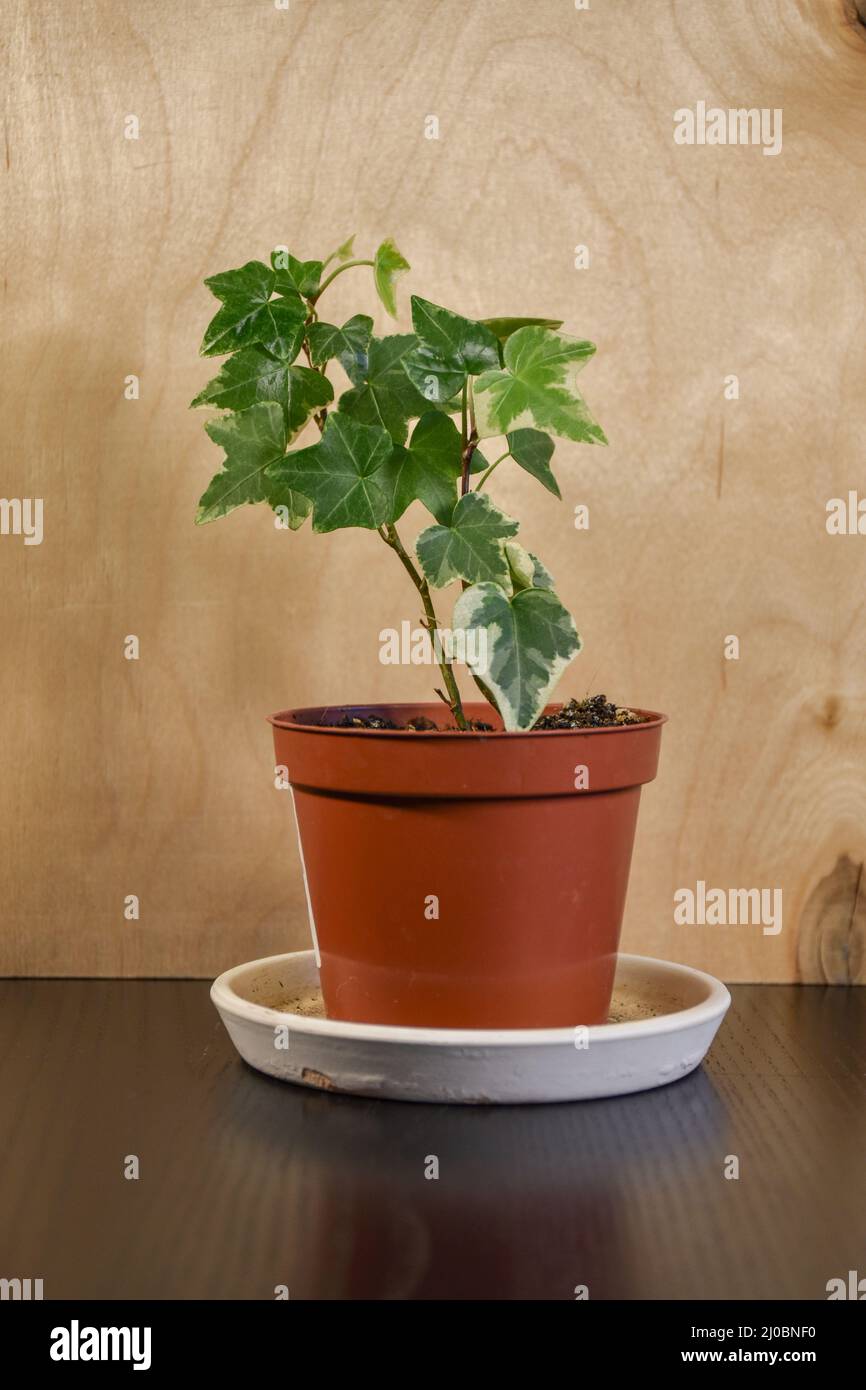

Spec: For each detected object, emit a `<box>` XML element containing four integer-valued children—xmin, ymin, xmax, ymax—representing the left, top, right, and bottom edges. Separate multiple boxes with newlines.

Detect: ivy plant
<box><xmin>192</xmin><ymin>238</ymin><xmax>607</xmax><ymax>730</ymax></box>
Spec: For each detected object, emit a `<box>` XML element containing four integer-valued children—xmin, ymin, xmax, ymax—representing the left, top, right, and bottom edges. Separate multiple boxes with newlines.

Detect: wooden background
<box><xmin>2</xmin><ymin>0</ymin><xmax>865</xmax><ymax>982</ymax></box>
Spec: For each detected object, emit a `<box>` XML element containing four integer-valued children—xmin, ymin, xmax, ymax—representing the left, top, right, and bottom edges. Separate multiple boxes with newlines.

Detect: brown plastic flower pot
<box><xmin>269</xmin><ymin>703</ymin><xmax>666</xmax><ymax>1029</ymax></box>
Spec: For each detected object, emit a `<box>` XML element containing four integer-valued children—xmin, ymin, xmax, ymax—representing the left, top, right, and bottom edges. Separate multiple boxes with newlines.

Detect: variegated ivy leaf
<box><xmin>373</xmin><ymin>238</ymin><xmax>410</xmax><ymax>317</ymax></box>
<box><xmin>306</xmin><ymin>314</ymin><xmax>373</xmax><ymax>373</ymax></box>
<box><xmin>504</xmin><ymin>541</ymin><xmax>555</xmax><ymax>594</ymax></box>
<box><xmin>191</xmin><ymin>349</ymin><xmax>333</xmax><ymax>431</ymax></box>
<box><xmin>481</xmin><ymin>316</ymin><xmax>563</xmax><ymax>342</ymax></box>
<box><xmin>270</xmin><ymin>249</ymin><xmax>322</xmax><ymax>299</ymax></box>
<box><xmin>473</xmin><ymin>326</ymin><xmax>608</xmax><ymax>445</ymax></box>
<box><xmin>200</xmin><ymin>261</ymin><xmax>308</xmax><ymax>359</ymax></box>
<box><xmin>338</xmin><ymin>334</ymin><xmax>438</xmax><ymax>444</ymax></box>
<box><xmin>196</xmin><ymin>401</ymin><xmax>310</xmax><ymax>529</ymax></box>
<box><xmin>415</xmin><ymin>491</ymin><xmax>518</xmax><ymax>589</ymax></box>
<box><xmin>403</xmin><ymin>296</ymin><xmax>501</xmax><ymax>404</ymax></box>
<box><xmin>384</xmin><ymin>412</ymin><xmax>487</xmax><ymax>526</ymax></box>
<box><xmin>506</xmin><ymin>428</ymin><xmax>560</xmax><ymax>498</ymax></box>
<box><xmin>452</xmin><ymin>582</ymin><xmax>581</xmax><ymax>731</ymax></box>
<box><xmin>266</xmin><ymin>413</ymin><xmax>394</xmax><ymax>533</ymax></box>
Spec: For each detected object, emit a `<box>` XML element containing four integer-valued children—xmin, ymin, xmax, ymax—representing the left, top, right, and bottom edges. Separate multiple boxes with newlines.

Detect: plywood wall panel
<box><xmin>1</xmin><ymin>0</ymin><xmax>865</xmax><ymax>980</ymax></box>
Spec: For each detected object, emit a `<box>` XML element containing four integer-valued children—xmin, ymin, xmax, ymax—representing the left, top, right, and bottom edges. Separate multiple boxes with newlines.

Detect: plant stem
<box><xmin>298</xmin><ymin>317</ymin><xmax>469</xmax><ymax>731</ymax></box>
<box><xmin>460</xmin><ymin>379</ymin><xmax>479</xmax><ymax>496</ymax></box>
<box><xmin>311</xmin><ymin>258</ymin><xmax>375</xmax><ymax>303</ymax></box>
<box><xmin>475</xmin><ymin>450</ymin><xmax>509</xmax><ymax>491</ymax></box>
<box><xmin>379</xmin><ymin>523</ymin><xmax>469</xmax><ymax>730</ymax></box>
<box><xmin>301</xmin><ymin>334</ymin><xmax>329</xmax><ymax>430</ymax></box>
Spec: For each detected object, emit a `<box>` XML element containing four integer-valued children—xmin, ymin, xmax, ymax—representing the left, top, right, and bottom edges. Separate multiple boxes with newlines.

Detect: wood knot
<box><xmin>797</xmin><ymin>854</ymin><xmax>864</xmax><ymax>983</ymax></box>
<box><xmin>820</xmin><ymin>695</ymin><xmax>842</xmax><ymax>729</ymax></box>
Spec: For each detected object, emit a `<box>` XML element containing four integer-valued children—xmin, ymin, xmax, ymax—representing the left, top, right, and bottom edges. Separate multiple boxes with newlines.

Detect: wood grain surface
<box><xmin>1</xmin><ymin>0</ymin><xmax>865</xmax><ymax>979</ymax></box>
<box><xmin>0</xmin><ymin>977</ymin><xmax>864</xmax><ymax>1298</ymax></box>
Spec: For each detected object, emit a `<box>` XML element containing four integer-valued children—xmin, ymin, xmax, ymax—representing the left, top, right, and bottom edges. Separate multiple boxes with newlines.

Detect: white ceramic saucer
<box><xmin>211</xmin><ymin>950</ymin><xmax>730</xmax><ymax>1105</ymax></box>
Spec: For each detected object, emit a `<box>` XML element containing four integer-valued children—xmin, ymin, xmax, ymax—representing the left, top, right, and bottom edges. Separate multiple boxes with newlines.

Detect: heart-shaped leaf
<box><xmin>452</xmin><ymin>582</ymin><xmax>581</xmax><ymax>730</ymax></box>
<box><xmin>506</xmin><ymin>427</ymin><xmax>560</xmax><ymax>498</ymax></box>
<box><xmin>338</xmin><ymin>334</ymin><xmax>437</xmax><ymax>444</ymax></box>
<box><xmin>306</xmin><ymin>314</ymin><xmax>373</xmax><ymax>372</ymax></box>
<box><xmin>403</xmin><ymin>297</ymin><xmax>501</xmax><ymax>404</ymax></box>
<box><xmin>384</xmin><ymin>413</ymin><xmax>486</xmax><ymax>525</ymax></box>
<box><xmin>267</xmin><ymin>413</ymin><xmax>394</xmax><ymax>532</ymax></box>
<box><xmin>191</xmin><ymin>349</ymin><xmax>333</xmax><ymax>431</ymax></box>
<box><xmin>203</xmin><ymin>261</ymin><xmax>274</xmax><ymax>305</ymax></box>
<box><xmin>196</xmin><ymin>402</ymin><xmax>310</xmax><ymax>528</ymax></box>
<box><xmin>401</xmin><ymin>341</ymin><xmax>466</xmax><ymax>406</ymax></box>
<box><xmin>415</xmin><ymin>491</ymin><xmax>518</xmax><ymax>589</ymax></box>
<box><xmin>373</xmin><ymin>238</ymin><xmax>410</xmax><ymax>317</ymax></box>
<box><xmin>200</xmin><ymin>261</ymin><xmax>307</xmax><ymax>359</ymax></box>
<box><xmin>411</xmin><ymin>297</ymin><xmax>502</xmax><ymax>374</ymax></box>
<box><xmin>270</xmin><ymin>249</ymin><xmax>322</xmax><ymax>299</ymax></box>
<box><xmin>473</xmin><ymin>326</ymin><xmax>607</xmax><ymax>445</ymax></box>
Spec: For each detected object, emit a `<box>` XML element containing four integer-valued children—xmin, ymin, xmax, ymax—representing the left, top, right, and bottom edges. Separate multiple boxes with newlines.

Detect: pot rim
<box><xmin>269</xmin><ymin>702</ymin><xmax>668</xmax><ymax>738</ymax></box>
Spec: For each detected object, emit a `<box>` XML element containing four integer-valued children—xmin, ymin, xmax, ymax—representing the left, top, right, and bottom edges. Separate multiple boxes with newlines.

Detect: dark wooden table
<box><xmin>0</xmin><ymin>980</ymin><xmax>863</xmax><ymax>1301</ymax></box>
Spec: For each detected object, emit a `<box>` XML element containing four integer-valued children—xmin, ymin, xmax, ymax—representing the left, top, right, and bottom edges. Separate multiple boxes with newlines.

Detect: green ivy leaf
<box><xmin>411</xmin><ymin>297</ymin><xmax>502</xmax><ymax>374</ymax></box>
<box><xmin>203</xmin><ymin>261</ymin><xmax>274</xmax><ymax>304</ymax></box>
<box><xmin>324</xmin><ymin>234</ymin><xmax>356</xmax><ymax>267</ymax></box>
<box><xmin>506</xmin><ymin>427</ymin><xmax>560</xmax><ymax>498</ymax></box>
<box><xmin>415</xmin><ymin>491</ymin><xmax>518</xmax><ymax>589</ymax></box>
<box><xmin>473</xmin><ymin>326</ymin><xmax>607</xmax><ymax>445</ymax></box>
<box><xmin>196</xmin><ymin>402</ymin><xmax>311</xmax><ymax>527</ymax></box>
<box><xmin>200</xmin><ymin>261</ymin><xmax>307</xmax><ymax>359</ymax></box>
<box><xmin>338</xmin><ymin>334</ymin><xmax>436</xmax><ymax>444</ymax></box>
<box><xmin>373</xmin><ymin>238</ymin><xmax>410</xmax><ymax>317</ymax></box>
<box><xmin>384</xmin><ymin>413</ymin><xmax>487</xmax><ymax>526</ymax></box>
<box><xmin>403</xmin><ymin>297</ymin><xmax>501</xmax><ymax>404</ymax></box>
<box><xmin>306</xmin><ymin>314</ymin><xmax>373</xmax><ymax>372</ymax></box>
<box><xmin>401</xmin><ymin>342</ymin><xmax>465</xmax><ymax>405</ymax></box>
<box><xmin>452</xmin><ymin>582</ymin><xmax>581</xmax><ymax>730</ymax></box>
<box><xmin>481</xmin><ymin>316</ymin><xmax>563</xmax><ymax>342</ymax></box>
<box><xmin>270</xmin><ymin>249</ymin><xmax>322</xmax><ymax>299</ymax></box>
<box><xmin>191</xmin><ymin>349</ymin><xmax>333</xmax><ymax>430</ymax></box>
<box><xmin>267</xmin><ymin>413</ymin><xmax>394</xmax><ymax>532</ymax></box>
<box><xmin>504</xmin><ymin>540</ymin><xmax>555</xmax><ymax>593</ymax></box>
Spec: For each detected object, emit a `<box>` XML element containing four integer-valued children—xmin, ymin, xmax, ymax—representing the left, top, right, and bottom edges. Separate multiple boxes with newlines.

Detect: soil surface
<box><xmin>330</xmin><ymin>713</ymin><xmax>494</xmax><ymax>732</ymax></box>
<box><xmin>534</xmin><ymin>696</ymin><xmax>643</xmax><ymax>730</ymax></box>
<box><xmin>321</xmin><ymin>695</ymin><xmax>642</xmax><ymax>732</ymax></box>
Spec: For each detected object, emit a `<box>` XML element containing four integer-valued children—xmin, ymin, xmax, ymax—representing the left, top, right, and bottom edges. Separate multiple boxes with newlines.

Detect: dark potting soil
<box><xmin>323</xmin><ymin>695</ymin><xmax>643</xmax><ymax>732</ymax></box>
<box><xmin>534</xmin><ymin>695</ymin><xmax>644</xmax><ymax>730</ymax></box>
<box><xmin>330</xmin><ymin>713</ymin><xmax>495</xmax><ymax>732</ymax></box>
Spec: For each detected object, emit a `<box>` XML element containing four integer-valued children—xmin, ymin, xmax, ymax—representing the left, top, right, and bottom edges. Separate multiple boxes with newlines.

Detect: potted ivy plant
<box><xmin>192</xmin><ymin>237</ymin><xmax>665</xmax><ymax>1029</ymax></box>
